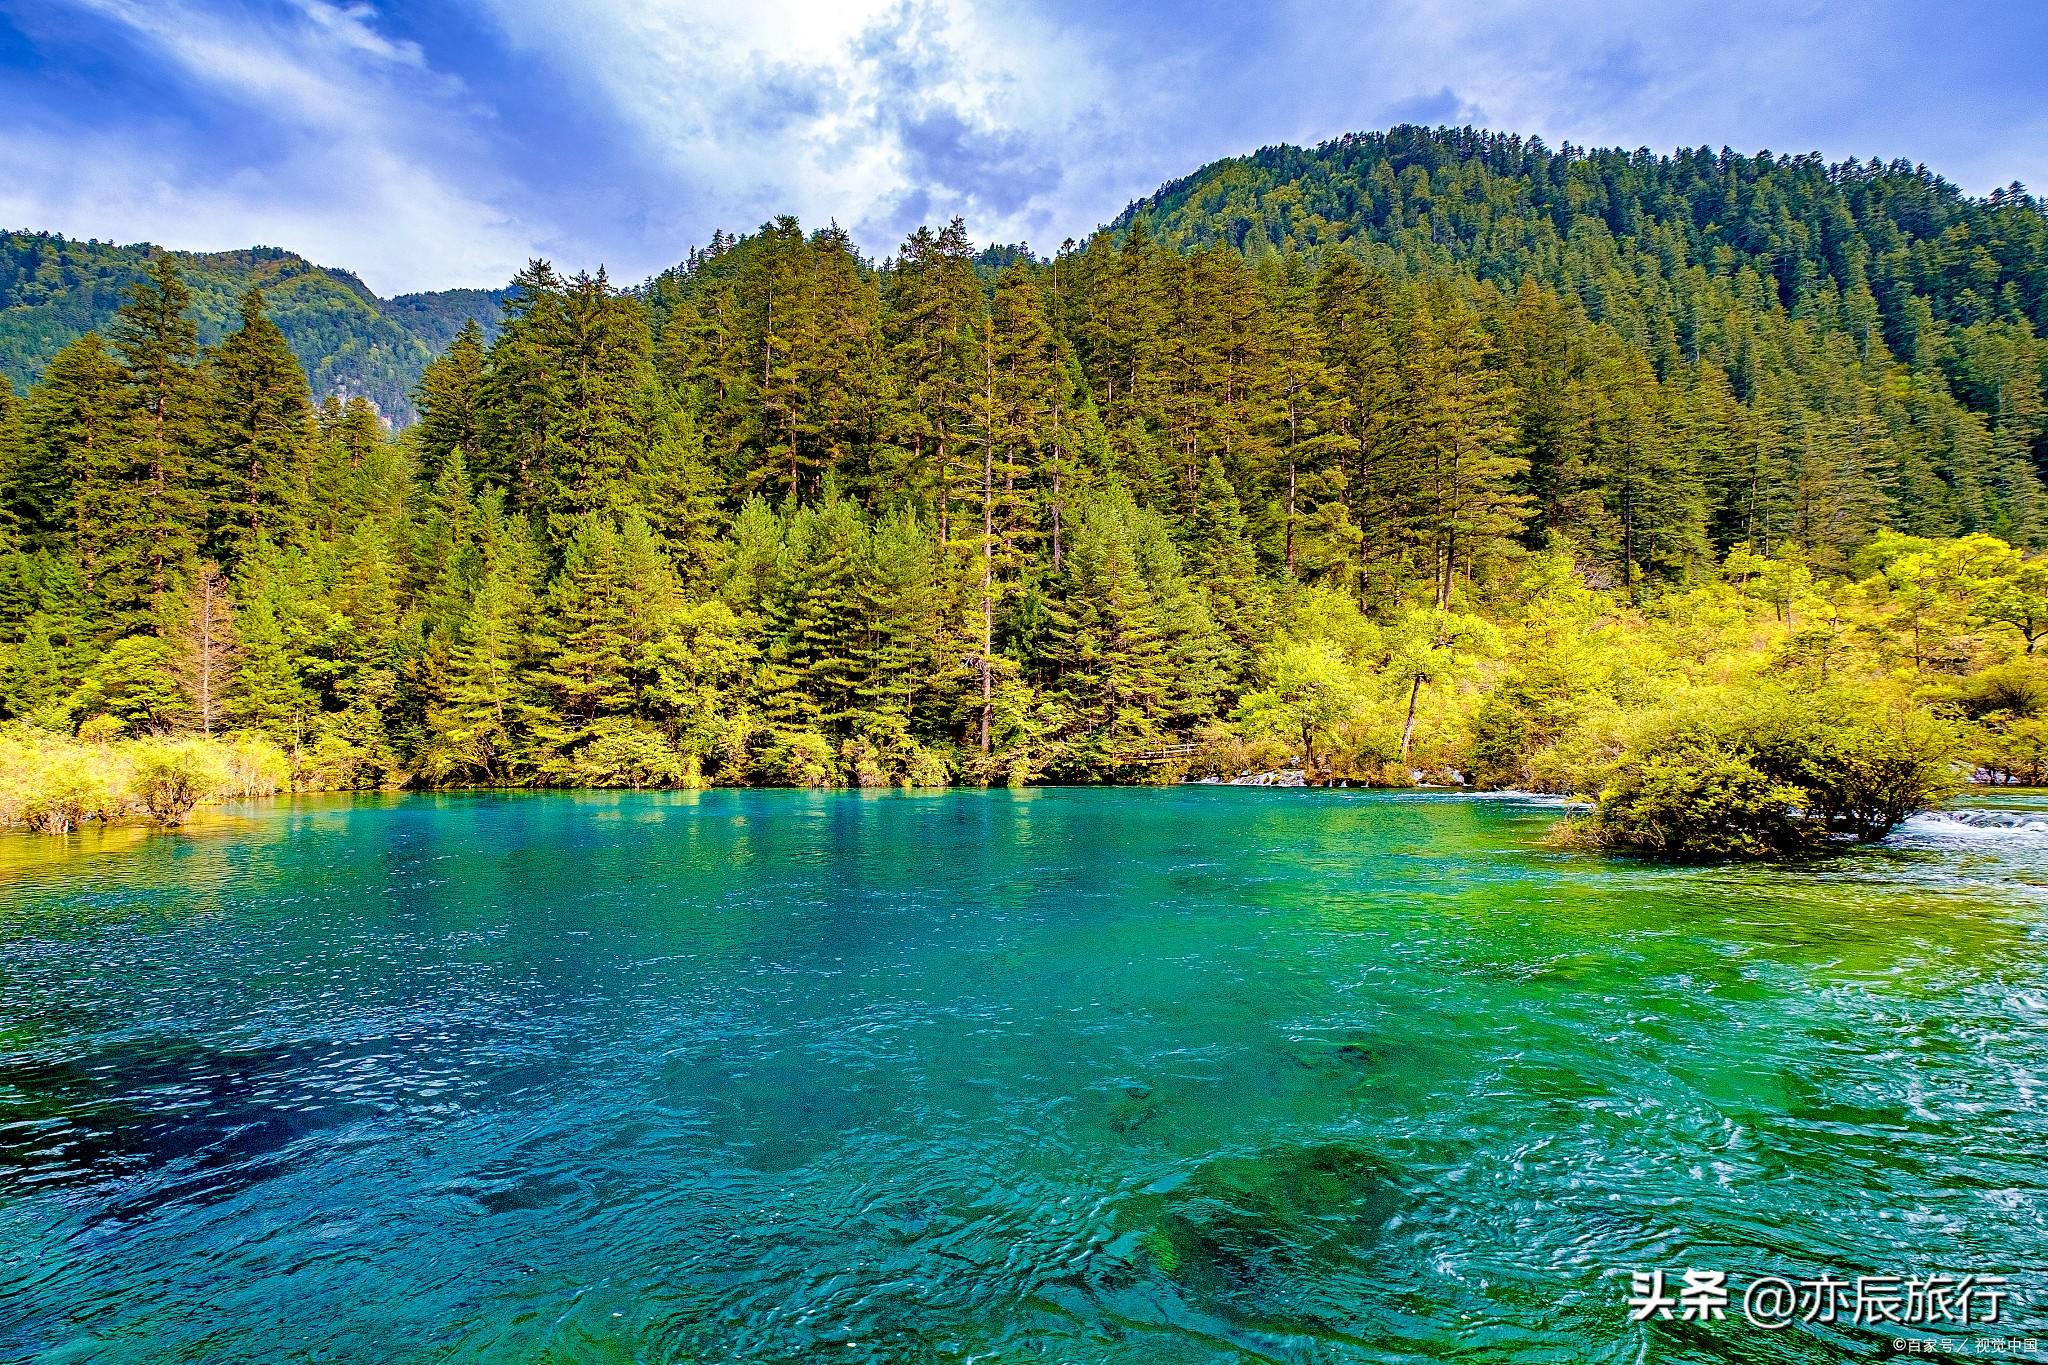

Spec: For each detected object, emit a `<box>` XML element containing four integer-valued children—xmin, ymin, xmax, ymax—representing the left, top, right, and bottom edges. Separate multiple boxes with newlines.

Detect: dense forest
<box><xmin>0</xmin><ymin>232</ymin><xmax>504</xmax><ymax>422</ymax></box>
<box><xmin>1</xmin><ymin>127</ymin><xmax>2045</xmax><ymax>838</ymax></box>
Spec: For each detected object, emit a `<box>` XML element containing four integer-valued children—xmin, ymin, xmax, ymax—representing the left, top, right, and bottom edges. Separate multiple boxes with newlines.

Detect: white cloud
<box><xmin>289</xmin><ymin>0</ymin><xmax>428</xmax><ymax>68</ymax></box>
<box><xmin>0</xmin><ymin>126</ymin><xmax>537</xmax><ymax>292</ymax></box>
<box><xmin>1238</xmin><ymin>0</ymin><xmax>2043</xmax><ymax>195</ymax></box>
<box><xmin>9</xmin><ymin>0</ymin><xmax>546</xmax><ymax>292</ymax></box>
<box><xmin>6</xmin><ymin>0</ymin><xmax>2039</xmax><ymax>299</ymax></box>
<box><xmin>468</xmin><ymin>0</ymin><xmax>1124</xmax><ymax>252</ymax></box>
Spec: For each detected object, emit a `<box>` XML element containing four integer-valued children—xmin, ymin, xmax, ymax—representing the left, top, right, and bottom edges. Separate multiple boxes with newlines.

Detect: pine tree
<box><xmin>429</xmin><ymin>514</ymin><xmax>545</xmax><ymax>783</ymax></box>
<box><xmin>885</xmin><ymin>220</ymin><xmax>982</xmax><ymax>539</ymax></box>
<box><xmin>857</xmin><ymin>507</ymin><xmax>946</xmax><ymax>727</ymax></box>
<box><xmin>1405</xmin><ymin>299</ymin><xmax>1529</xmax><ymax>608</ymax></box>
<box><xmin>541</xmin><ymin>270</ymin><xmax>655</xmax><ymax>535</ymax></box>
<box><xmin>307</xmin><ymin>398</ymin><xmax>391</xmax><ymax>541</ymax></box>
<box><xmin>0</xmin><ymin>613</ymin><xmax>64</xmax><ymax>720</ymax></box>
<box><xmin>229</xmin><ymin>556</ymin><xmax>314</xmax><ymax>750</ymax></box>
<box><xmin>17</xmin><ymin>335</ymin><xmax>126</xmax><ymax>579</ymax></box>
<box><xmin>0</xmin><ymin>376</ymin><xmax>22</xmax><ymax>538</ymax></box>
<box><xmin>477</xmin><ymin>260</ymin><xmax>566</xmax><ymax>510</ymax></box>
<box><xmin>632</xmin><ymin>403</ymin><xmax>722</xmax><ymax>578</ymax></box>
<box><xmin>205</xmin><ymin>288</ymin><xmax>313</xmax><ymax>562</ymax></box>
<box><xmin>1317</xmin><ymin>257</ymin><xmax>1410</xmax><ymax>603</ymax></box>
<box><xmin>1497</xmin><ymin>278</ymin><xmax>1594</xmax><ymax>544</ymax></box>
<box><xmin>414</xmin><ymin>319</ymin><xmax>486</xmax><ymax>484</ymax></box>
<box><xmin>1188</xmin><ymin>456</ymin><xmax>1270</xmax><ymax>671</ymax></box>
<box><xmin>973</xmin><ymin>263</ymin><xmax>1063</xmax><ymax>750</ymax></box>
<box><xmin>110</xmin><ymin>255</ymin><xmax>206</xmax><ymax>617</ymax></box>
<box><xmin>1041</xmin><ymin>496</ymin><xmax>1172</xmax><ymax>771</ymax></box>
<box><xmin>1581</xmin><ymin>346</ymin><xmax>1706</xmax><ymax>593</ymax></box>
<box><xmin>755</xmin><ymin>494</ymin><xmax>868</xmax><ymax>733</ymax></box>
<box><xmin>165</xmin><ymin>560</ymin><xmax>237</xmax><ymax>736</ymax></box>
<box><xmin>1264</xmin><ymin>254</ymin><xmax>1344</xmax><ymax>575</ymax></box>
<box><xmin>533</xmin><ymin>515</ymin><xmax>636</xmax><ymax>739</ymax></box>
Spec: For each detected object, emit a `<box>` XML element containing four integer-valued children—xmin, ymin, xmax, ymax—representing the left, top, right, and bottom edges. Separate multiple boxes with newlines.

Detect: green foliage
<box><xmin>0</xmin><ymin>726</ymin><xmax>286</xmax><ymax>831</ymax></box>
<box><xmin>69</xmin><ymin>636</ymin><xmax>186</xmax><ymax>734</ymax></box>
<box><xmin>0</xmin><ymin>727</ymin><xmax>121</xmax><ymax>833</ymax></box>
<box><xmin>557</xmin><ymin>718</ymin><xmax>692</xmax><ymax>790</ymax></box>
<box><xmin>126</xmin><ymin>737</ymin><xmax>233</xmax><ymax>824</ymax></box>
<box><xmin>1</xmin><ymin>165</ymin><xmax>2043</xmax><ymax>807</ymax></box>
<box><xmin>1584</xmin><ymin>690</ymin><xmax>1962</xmax><ymax>857</ymax></box>
<box><xmin>1586</xmin><ymin>739</ymin><xmax>1816</xmax><ymax>858</ymax></box>
<box><xmin>0</xmin><ymin>233</ymin><xmax>501</xmax><ymax>421</ymax></box>
<box><xmin>204</xmin><ymin>289</ymin><xmax>314</xmax><ymax>560</ymax></box>
<box><xmin>1236</xmin><ymin>639</ymin><xmax>1364</xmax><ymax>772</ymax></box>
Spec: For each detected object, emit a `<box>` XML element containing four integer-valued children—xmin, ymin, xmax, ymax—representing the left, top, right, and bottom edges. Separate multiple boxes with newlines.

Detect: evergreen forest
<box><xmin>2</xmin><ymin>127</ymin><xmax>2046</xmax><ymax>844</ymax></box>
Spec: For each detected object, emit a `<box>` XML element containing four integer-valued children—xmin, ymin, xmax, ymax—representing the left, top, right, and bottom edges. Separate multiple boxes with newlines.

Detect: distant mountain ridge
<box><xmin>7</xmin><ymin>124</ymin><xmax>2046</xmax><ymax>430</ymax></box>
<box><xmin>1113</xmin><ymin>125</ymin><xmax>2047</xmax><ymax>354</ymax></box>
<box><xmin>0</xmin><ymin>232</ymin><xmax>507</xmax><ymax>424</ymax></box>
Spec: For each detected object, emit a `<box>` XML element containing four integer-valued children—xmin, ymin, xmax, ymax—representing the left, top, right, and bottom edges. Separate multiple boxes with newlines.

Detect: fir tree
<box><xmin>165</xmin><ymin>560</ymin><xmax>237</xmax><ymax>736</ymax></box>
<box><xmin>414</xmin><ymin>319</ymin><xmax>486</xmax><ymax>484</ymax></box>
<box><xmin>17</xmin><ymin>335</ymin><xmax>126</xmax><ymax>580</ymax></box>
<box><xmin>205</xmin><ymin>288</ymin><xmax>313</xmax><ymax>562</ymax></box>
<box><xmin>109</xmin><ymin>255</ymin><xmax>206</xmax><ymax>617</ymax></box>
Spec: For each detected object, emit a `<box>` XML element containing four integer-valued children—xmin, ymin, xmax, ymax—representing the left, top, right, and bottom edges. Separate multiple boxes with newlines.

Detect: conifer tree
<box><xmin>857</xmin><ymin>507</ymin><xmax>946</xmax><ymax>727</ymax></box>
<box><xmin>1188</xmin><ymin>456</ymin><xmax>1270</xmax><ymax>670</ymax></box>
<box><xmin>414</xmin><ymin>319</ymin><xmax>487</xmax><ymax>484</ymax></box>
<box><xmin>974</xmin><ymin>263</ymin><xmax>1063</xmax><ymax>750</ymax></box>
<box><xmin>1317</xmin><ymin>257</ymin><xmax>1408</xmax><ymax>602</ymax></box>
<box><xmin>533</xmin><ymin>516</ymin><xmax>636</xmax><ymax>748</ymax></box>
<box><xmin>205</xmin><ymin>288</ymin><xmax>313</xmax><ymax>562</ymax></box>
<box><xmin>477</xmin><ymin>260</ymin><xmax>567</xmax><ymax>510</ymax></box>
<box><xmin>1042</xmin><ymin>496</ymin><xmax>1171</xmax><ymax>771</ymax></box>
<box><xmin>1264</xmin><ymin>255</ymin><xmax>1345</xmax><ymax>575</ymax></box>
<box><xmin>429</xmin><ymin>513</ymin><xmax>545</xmax><ymax>783</ymax></box>
<box><xmin>165</xmin><ymin>560</ymin><xmax>237</xmax><ymax>736</ymax></box>
<box><xmin>1405</xmin><ymin>300</ymin><xmax>1528</xmax><ymax>608</ymax></box>
<box><xmin>0</xmin><ymin>377</ymin><xmax>21</xmax><ymax>538</ymax></box>
<box><xmin>229</xmin><ymin>557</ymin><xmax>313</xmax><ymax>749</ymax></box>
<box><xmin>17</xmin><ymin>335</ymin><xmax>125</xmax><ymax>575</ymax></box>
<box><xmin>0</xmin><ymin>612</ymin><xmax>64</xmax><ymax>720</ymax></box>
<box><xmin>541</xmin><ymin>270</ymin><xmax>655</xmax><ymax>535</ymax></box>
<box><xmin>1581</xmin><ymin>346</ymin><xmax>1707</xmax><ymax>593</ymax></box>
<box><xmin>633</xmin><ymin>404</ymin><xmax>722</xmax><ymax>576</ymax></box>
<box><xmin>109</xmin><ymin>256</ymin><xmax>206</xmax><ymax>619</ymax></box>
<box><xmin>754</xmin><ymin>494</ymin><xmax>869</xmax><ymax>734</ymax></box>
<box><xmin>886</xmin><ymin>220</ymin><xmax>983</xmax><ymax>540</ymax></box>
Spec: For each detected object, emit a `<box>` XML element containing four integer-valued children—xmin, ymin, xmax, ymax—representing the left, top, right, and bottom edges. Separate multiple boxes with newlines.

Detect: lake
<box><xmin>1</xmin><ymin>788</ymin><xmax>2043</xmax><ymax>1362</ymax></box>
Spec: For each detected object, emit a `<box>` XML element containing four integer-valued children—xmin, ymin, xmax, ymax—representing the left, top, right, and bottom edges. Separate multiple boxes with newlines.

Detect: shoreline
<box><xmin>11</xmin><ymin>781</ymin><xmax>2039</xmax><ymax>842</ymax></box>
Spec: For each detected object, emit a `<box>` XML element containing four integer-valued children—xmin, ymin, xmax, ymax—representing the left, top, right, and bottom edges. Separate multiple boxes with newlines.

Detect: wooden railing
<box><xmin>1118</xmin><ymin>743</ymin><xmax>1203</xmax><ymax>765</ymax></box>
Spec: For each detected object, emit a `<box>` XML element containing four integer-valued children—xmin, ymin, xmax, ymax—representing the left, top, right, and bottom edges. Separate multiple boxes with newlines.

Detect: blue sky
<box><xmin>1</xmin><ymin>0</ymin><xmax>2044</xmax><ymax>295</ymax></box>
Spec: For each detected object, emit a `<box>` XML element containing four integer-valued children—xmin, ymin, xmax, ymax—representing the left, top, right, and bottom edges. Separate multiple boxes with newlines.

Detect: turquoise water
<box><xmin>1</xmin><ymin>789</ymin><xmax>2044</xmax><ymax>1363</ymax></box>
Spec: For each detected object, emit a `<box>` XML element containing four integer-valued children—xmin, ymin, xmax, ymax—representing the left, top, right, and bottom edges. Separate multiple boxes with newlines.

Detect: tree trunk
<box><xmin>1285</xmin><ymin>454</ymin><xmax>1298</xmax><ymax>576</ymax></box>
<box><xmin>937</xmin><ymin>431</ymin><xmax>950</xmax><ymax>547</ymax></box>
<box><xmin>1400</xmin><ymin>675</ymin><xmax>1423</xmax><ymax>765</ymax></box>
<box><xmin>1621</xmin><ymin>475</ymin><xmax>1636</xmax><ymax>603</ymax></box>
<box><xmin>197</xmin><ymin>575</ymin><xmax>215</xmax><ymax>736</ymax></box>
<box><xmin>979</xmin><ymin>363</ymin><xmax>995</xmax><ymax>756</ymax></box>
<box><xmin>1051</xmin><ymin>402</ymin><xmax>1065</xmax><ymax>570</ymax></box>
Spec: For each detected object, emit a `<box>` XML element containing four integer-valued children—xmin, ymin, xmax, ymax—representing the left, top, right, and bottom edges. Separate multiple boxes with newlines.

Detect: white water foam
<box><xmin>1895</xmin><ymin>808</ymin><xmax>2048</xmax><ymax>842</ymax></box>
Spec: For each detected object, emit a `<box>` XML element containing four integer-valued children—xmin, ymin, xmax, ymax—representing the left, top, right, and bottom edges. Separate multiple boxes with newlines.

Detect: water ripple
<box><xmin>0</xmin><ymin>788</ymin><xmax>2042</xmax><ymax>1363</ymax></box>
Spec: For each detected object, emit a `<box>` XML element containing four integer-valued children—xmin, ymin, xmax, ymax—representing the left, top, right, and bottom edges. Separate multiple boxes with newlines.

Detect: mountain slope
<box><xmin>1116</xmin><ymin>125</ymin><xmax>2048</xmax><ymax>362</ymax></box>
<box><xmin>7</xmin><ymin>124</ymin><xmax>2046</xmax><ymax>436</ymax></box>
<box><xmin>0</xmin><ymin>233</ymin><xmax>505</xmax><ymax>423</ymax></box>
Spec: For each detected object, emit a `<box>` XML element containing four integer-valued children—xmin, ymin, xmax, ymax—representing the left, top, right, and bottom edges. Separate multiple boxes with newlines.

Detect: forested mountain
<box><xmin>1</xmin><ymin>126</ymin><xmax>2046</xmax><ymax>806</ymax></box>
<box><xmin>0</xmin><ymin>232</ymin><xmax>504</xmax><ymax>423</ymax></box>
<box><xmin>1118</xmin><ymin>127</ymin><xmax>2048</xmax><ymax>552</ymax></box>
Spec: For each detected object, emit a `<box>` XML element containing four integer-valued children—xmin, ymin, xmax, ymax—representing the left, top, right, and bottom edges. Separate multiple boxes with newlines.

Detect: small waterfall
<box><xmin>1899</xmin><ymin>807</ymin><xmax>2048</xmax><ymax>838</ymax></box>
